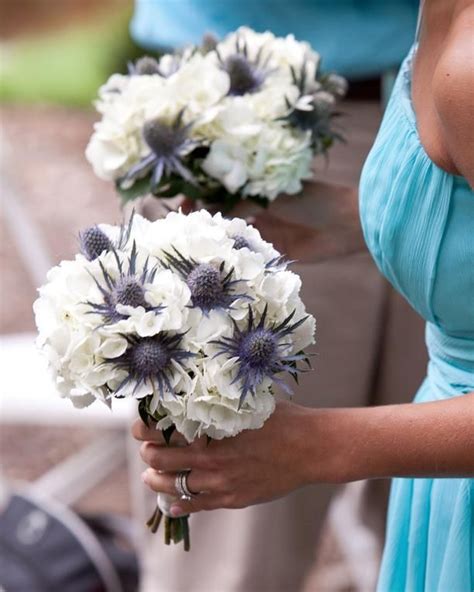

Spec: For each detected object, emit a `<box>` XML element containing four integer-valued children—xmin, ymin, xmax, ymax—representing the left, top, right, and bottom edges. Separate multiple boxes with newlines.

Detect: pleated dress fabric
<box><xmin>359</xmin><ymin>47</ymin><xmax>474</xmax><ymax>592</ymax></box>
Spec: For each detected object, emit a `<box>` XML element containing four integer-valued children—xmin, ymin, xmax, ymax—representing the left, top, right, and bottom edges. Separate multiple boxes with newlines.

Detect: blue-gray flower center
<box><xmin>224</xmin><ymin>54</ymin><xmax>265</xmax><ymax>96</ymax></box>
<box><xmin>80</xmin><ymin>226</ymin><xmax>112</xmax><ymax>261</ymax></box>
<box><xmin>134</xmin><ymin>56</ymin><xmax>161</xmax><ymax>76</ymax></box>
<box><xmin>232</xmin><ymin>235</ymin><xmax>251</xmax><ymax>250</ymax></box>
<box><xmin>114</xmin><ymin>277</ymin><xmax>148</xmax><ymax>308</ymax></box>
<box><xmin>128</xmin><ymin>338</ymin><xmax>170</xmax><ymax>376</ymax></box>
<box><xmin>187</xmin><ymin>263</ymin><xmax>224</xmax><ymax>309</ymax></box>
<box><xmin>143</xmin><ymin>120</ymin><xmax>186</xmax><ymax>158</ymax></box>
<box><xmin>241</xmin><ymin>329</ymin><xmax>277</xmax><ymax>368</ymax></box>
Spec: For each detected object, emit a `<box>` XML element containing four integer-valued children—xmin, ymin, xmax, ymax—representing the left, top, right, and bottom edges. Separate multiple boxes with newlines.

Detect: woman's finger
<box><xmin>131</xmin><ymin>419</ymin><xmax>187</xmax><ymax>445</ymax></box>
<box><xmin>139</xmin><ymin>442</ymin><xmax>215</xmax><ymax>471</ymax></box>
<box><xmin>142</xmin><ymin>468</ymin><xmax>226</xmax><ymax>496</ymax></box>
<box><xmin>169</xmin><ymin>493</ymin><xmax>233</xmax><ymax>516</ymax></box>
<box><xmin>131</xmin><ymin>418</ymin><xmax>165</xmax><ymax>443</ymax></box>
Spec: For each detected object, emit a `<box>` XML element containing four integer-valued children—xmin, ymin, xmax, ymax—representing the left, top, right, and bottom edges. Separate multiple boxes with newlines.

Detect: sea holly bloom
<box><xmin>119</xmin><ymin>110</ymin><xmax>199</xmax><ymax>191</ymax></box>
<box><xmin>217</xmin><ymin>36</ymin><xmax>273</xmax><ymax>96</ymax></box>
<box><xmin>128</xmin><ymin>54</ymin><xmax>188</xmax><ymax>78</ymax></box>
<box><xmin>79</xmin><ymin>212</ymin><xmax>135</xmax><ymax>261</ymax></box>
<box><xmin>79</xmin><ymin>227</ymin><xmax>113</xmax><ymax>262</ymax></box>
<box><xmin>231</xmin><ymin>235</ymin><xmax>252</xmax><ymax>250</ymax></box>
<box><xmin>265</xmin><ymin>255</ymin><xmax>294</xmax><ymax>273</ymax></box>
<box><xmin>282</xmin><ymin>61</ymin><xmax>346</xmax><ymax>152</ymax></box>
<box><xmin>86</xmin><ymin>242</ymin><xmax>163</xmax><ymax>326</ymax></box>
<box><xmin>161</xmin><ymin>247</ymin><xmax>250</xmax><ymax>314</ymax></box>
<box><xmin>128</xmin><ymin>56</ymin><xmax>162</xmax><ymax>76</ymax></box>
<box><xmin>200</xmin><ymin>32</ymin><xmax>218</xmax><ymax>55</ymax></box>
<box><xmin>104</xmin><ymin>332</ymin><xmax>194</xmax><ymax>399</ymax></box>
<box><xmin>211</xmin><ymin>305</ymin><xmax>311</xmax><ymax>406</ymax></box>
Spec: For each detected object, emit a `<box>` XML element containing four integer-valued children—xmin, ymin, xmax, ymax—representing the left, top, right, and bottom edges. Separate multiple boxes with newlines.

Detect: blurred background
<box><xmin>1</xmin><ymin>1</ymin><xmax>426</xmax><ymax>591</ymax></box>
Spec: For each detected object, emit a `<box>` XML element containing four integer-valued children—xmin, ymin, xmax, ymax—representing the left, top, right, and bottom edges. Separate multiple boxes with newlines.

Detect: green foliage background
<box><xmin>0</xmin><ymin>7</ymin><xmax>143</xmax><ymax>107</ymax></box>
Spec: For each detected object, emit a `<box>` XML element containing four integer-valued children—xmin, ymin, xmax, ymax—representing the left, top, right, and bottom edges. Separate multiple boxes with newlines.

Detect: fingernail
<box><xmin>170</xmin><ymin>505</ymin><xmax>184</xmax><ymax>517</ymax></box>
<box><xmin>141</xmin><ymin>471</ymin><xmax>149</xmax><ymax>485</ymax></box>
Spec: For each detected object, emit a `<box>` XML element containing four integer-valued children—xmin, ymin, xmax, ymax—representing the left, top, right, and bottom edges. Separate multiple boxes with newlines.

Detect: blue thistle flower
<box><xmin>265</xmin><ymin>255</ymin><xmax>295</xmax><ymax>273</ymax></box>
<box><xmin>201</xmin><ymin>33</ymin><xmax>218</xmax><ymax>54</ymax></box>
<box><xmin>128</xmin><ymin>55</ymin><xmax>184</xmax><ymax>78</ymax></box>
<box><xmin>119</xmin><ymin>110</ymin><xmax>199</xmax><ymax>191</ymax></box>
<box><xmin>231</xmin><ymin>235</ymin><xmax>252</xmax><ymax>250</ymax></box>
<box><xmin>104</xmin><ymin>332</ymin><xmax>194</xmax><ymax>398</ymax></box>
<box><xmin>161</xmin><ymin>247</ymin><xmax>250</xmax><ymax>314</ymax></box>
<box><xmin>282</xmin><ymin>61</ymin><xmax>345</xmax><ymax>152</ymax></box>
<box><xmin>79</xmin><ymin>227</ymin><xmax>113</xmax><ymax>261</ymax></box>
<box><xmin>128</xmin><ymin>56</ymin><xmax>162</xmax><ymax>76</ymax></box>
<box><xmin>217</xmin><ymin>37</ymin><xmax>272</xmax><ymax>96</ymax></box>
<box><xmin>79</xmin><ymin>211</ymin><xmax>135</xmax><ymax>261</ymax></box>
<box><xmin>211</xmin><ymin>305</ymin><xmax>311</xmax><ymax>407</ymax></box>
<box><xmin>86</xmin><ymin>242</ymin><xmax>163</xmax><ymax>326</ymax></box>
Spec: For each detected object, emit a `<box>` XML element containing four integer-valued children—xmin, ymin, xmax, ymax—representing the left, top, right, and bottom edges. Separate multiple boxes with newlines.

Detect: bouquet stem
<box><xmin>146</xmin><ymin>502</ymin><xmax>191</xmax><ymax>551</ymax></box>
<box><xmin>146</xmin><ymin>505</ymin><xmax>163</xmax><ymax>533</ymax></box>
<box><xmin>148</xmin><ymin>511</ymin><xmax>190</xmax><ymax>551</ymax></box>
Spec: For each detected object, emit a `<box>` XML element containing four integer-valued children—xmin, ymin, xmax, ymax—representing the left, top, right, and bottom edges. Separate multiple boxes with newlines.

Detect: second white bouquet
<box><xmin>86</xmin><ymin>27</ymin><xmax>346</xmax><ymax>210</ymax></box>
<box><xmin>34</xmin><ymin>209</ymin><xmax>316</xmax><ymax>548</ymax></box>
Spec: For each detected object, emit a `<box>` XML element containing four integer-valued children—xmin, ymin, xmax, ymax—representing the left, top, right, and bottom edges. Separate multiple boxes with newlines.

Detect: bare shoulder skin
<box><xmin>413</xmin><ymin>0</ymin><xmax>474</xmax><ymax>186</ymax></box>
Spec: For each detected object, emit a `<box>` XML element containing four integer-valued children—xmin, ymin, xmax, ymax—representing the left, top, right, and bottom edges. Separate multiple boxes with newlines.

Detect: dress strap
<box><xmin>414</xmin><ymin>0</ymin><xmax>425</xmax><ymax>45</ymax></box>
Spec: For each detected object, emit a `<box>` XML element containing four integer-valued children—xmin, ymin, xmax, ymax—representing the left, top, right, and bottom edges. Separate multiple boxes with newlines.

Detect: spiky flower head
<box><xmin>119</xmin><ymin>110</ymin><xmax>198</xmax><ymax>191</ymax></box>
<box><xmin>265</xmin><ymin>255</ymin><xmax>294</xmax><ymax>274</ymax></box>
<box><xmin>128</xmin><ymin>56</ymin><xmax>162</xmax><ymax>76</ymax></box>
<box><xmin>211</xmin><ymin>305</ymin><xmax>310</xmax><ymax>406</ymax></box>
<box><xmin>79</xmin><ymin>211</ymin><xmax>135</xmax><ymax>261</ymax></box>
<box><xmin>79</xmin><ymin>227</ymin><xmax>113</xmax><ymax>261</ymax></box>
<box><xmin>217</xmin><ymin>36</ymin><xmax>272</xmax><ymax>96</ymax></box>
<box><xmin>282</xmin><ymin>61</ymin><xmax>345</xmax><ymax>152</ymax></box>
<box><xmin>87</xmin><ymin>242</ymin><xmax>163</xmax><ymax>326</ymax></box>
<box><xmin>286</xmin><ymin>98</ymin><xmax>344</xmax><ymax>153</ymax></box>
<box><xmin>161</xmin><ymin>247</ymin><xmax>250</xmax><ymax>314</ymax></box>
<box><xmin>105</xmin><ymin>332</ymin><xmax>194</xmax><ymax>399</ymax></box>
<box><xmin>201</xmin><ymin>32</ymin><xmax>219</xmax><ymax>54</ymax></box>
<box><xmin>231</xmin><ymin>235</ymin><xmax>252</xmax><ymax>250</ymax></box>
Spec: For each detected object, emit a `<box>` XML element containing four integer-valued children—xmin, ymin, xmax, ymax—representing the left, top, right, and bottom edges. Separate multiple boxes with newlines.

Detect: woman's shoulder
<box><xmin>432</xmin><ymin>5</ymin><xmax>474</xmax><ymax>185</ymax></box>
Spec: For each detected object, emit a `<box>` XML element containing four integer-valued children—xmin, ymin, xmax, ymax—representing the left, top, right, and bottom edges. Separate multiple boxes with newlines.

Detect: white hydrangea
<box><xmin>86</xmin><ymin>27</ymin><xmax>346</xmax><ymax>206</ymax></box>
<box><xmin>243</xmin><ymin>124</ymin><xmax>314</xmax><ymax>200</ymax></box>
<box><xmin>185</xmin><ymin>357</ymin><xmax>276</xmax><ymax>440</ymax></box>
<box><xmin>86</xmin><ymin>53</ymin><xmax>229</xmax><ymax>183</ymax></box>
<box><xmin>35</xmin><ymin>211</ymin><xmax>315</xmax><ymax>440</ymax></box>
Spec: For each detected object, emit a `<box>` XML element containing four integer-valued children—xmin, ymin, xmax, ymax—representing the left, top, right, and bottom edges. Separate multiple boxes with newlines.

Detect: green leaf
<box><xmin>154</xmin><ymin>177</ymin><xmax>203</xmax><ymax>201</ymax></box>
<box><xmin>248</xmin><ymin>194</ymin><xmax>269</xmax><ymax>209</ymax></box>
<box><xmin>116</xmin><ymin>175</ymin><xmax>152</xmax><ymax>203</ymax></box>
<box><xmin>138</xmin><ymin>398</ymin><xmax>150</xmax><ymax>427</ymax></box>
<box><xmin>162</xmin><ymin>425</ymin><xmax>176</xmax><ymax>446</ymax></box>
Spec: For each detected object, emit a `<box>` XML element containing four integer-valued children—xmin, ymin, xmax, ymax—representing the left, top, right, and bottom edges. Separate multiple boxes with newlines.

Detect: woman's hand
<box><xmin>132</xmin><ymin>401</ymin><xmax>342</xmax><ymax>517</ymax></box>
<box><xmin>133</xmin><ymin>393</ymin><xmax>474</xmax><ymax>517</ymax></box>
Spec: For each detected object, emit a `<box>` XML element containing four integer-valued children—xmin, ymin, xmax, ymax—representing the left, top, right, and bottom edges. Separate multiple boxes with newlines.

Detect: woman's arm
<box><xmin>324</xmin><ymin>393</ymin><xmax>474</xmax><ymax>481</ymax></box>
<box><xmin>133</xmin><ymin>393</ymin><xmax>474</xmax><ymax>516</ymax></box>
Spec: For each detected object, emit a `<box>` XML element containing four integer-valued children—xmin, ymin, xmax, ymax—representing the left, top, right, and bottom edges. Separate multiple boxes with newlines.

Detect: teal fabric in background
<box><xmin>130</xmin><ymin>0</ymin><xmax>418</xmax><ymax>79</ymax></box>
<box><xmin>359</xmin><ymin>47</ymin><xmax>474</xmax><ymax>591</ymax></box>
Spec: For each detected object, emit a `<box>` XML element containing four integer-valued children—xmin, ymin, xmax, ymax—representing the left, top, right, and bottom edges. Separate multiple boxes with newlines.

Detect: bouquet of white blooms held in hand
<box><xmin>86</xmin><ymin>27</ymin><xmax>346</xmax><ymax>211</ymax></box>
<box><xmin>34</xmin><ymin>210</ymin><xmax>316</xmax><ymax>549</ymax></box>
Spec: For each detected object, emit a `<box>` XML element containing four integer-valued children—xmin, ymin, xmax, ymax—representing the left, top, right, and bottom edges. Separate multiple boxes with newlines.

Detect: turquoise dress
<box><xmin>130</xmin><ymin>0</ymin><xmax>418</xmax><ymax>79</ymax></box>
<box><xmin>359</xmin><ymin>47</ymin><xmax>474</xmax><ymax>591</ymax></box>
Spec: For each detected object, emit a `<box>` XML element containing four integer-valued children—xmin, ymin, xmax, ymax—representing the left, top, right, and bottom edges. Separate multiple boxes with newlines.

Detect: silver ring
<box><xmin>175</xmin><ymin>470</ymin><xmax>196</xmax><ymax>500</ymax></box>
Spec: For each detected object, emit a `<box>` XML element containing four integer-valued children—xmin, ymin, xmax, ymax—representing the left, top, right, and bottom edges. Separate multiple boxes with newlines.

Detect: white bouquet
<box><xmin>34</xmin><ymin>210</ymin><xmax>316</xmax><ymax>548</ymax></box>
<box><xmin>86</xmin><ymin>27</ymin><xmax>346</xmax><ymax>210</ymax></box>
